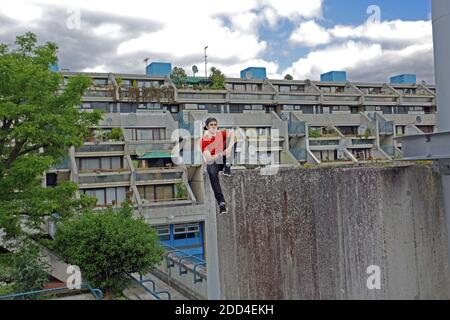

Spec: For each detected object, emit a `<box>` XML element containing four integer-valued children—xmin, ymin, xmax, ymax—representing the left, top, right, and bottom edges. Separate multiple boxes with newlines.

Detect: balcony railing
<box><xmin>75</xmin><ymin>144</ymin><xmax>125</xmax><ymax>153</ymax></box>
<box><xmin>309</xmin><ymin>139</ymin><xmax>341</xmax><ymax>146</ymax></box>
<box><xmin>78</xmin><ymin>172</ymin><xmax>131</xmax><ymax>184</ymax></box>
<box><xmin>135</xmin><ymin>171</ymin><xmax>183</xmax><ymax>182</ymax></box>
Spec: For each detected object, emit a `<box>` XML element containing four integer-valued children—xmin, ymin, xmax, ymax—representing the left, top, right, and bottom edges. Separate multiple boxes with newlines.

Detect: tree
<box><xmin>10</xmin><ymin>241</ymin><xmax>51</xmax><ymax>293</ymax></box>
<box><xmin>54</xmin><ymin>203</ymin><xmax>164</xmax><ymax>298</ymax></box>
<box><xmin>0</xmin><ymin>32</ymin><xmax>101</xmax><ymax>239</ymax></box>
<box><xmin>209</xmin><ymin>67</ymin><xmax>225</xmax><ymax>89</ymax></box>
<box><xmin>284</xmin><ymin>74</ymin><xmax>293</xmax><ymax>81</ymax></box>
<box><xmin>170</xmin><ymin>67</ymin><xmax>187</xmax><ymax>88</ymax></box>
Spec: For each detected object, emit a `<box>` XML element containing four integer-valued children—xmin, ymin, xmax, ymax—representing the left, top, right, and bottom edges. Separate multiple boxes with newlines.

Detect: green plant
<box><xmin>364</xmin><ymin>128</ymin><xmax>372</xmax><ymax>139</ymax></box>
<box><xmin>115</xmin><ymin>77</ymin><xmax>123</xmax><ymax>86</ymax></box>
<box><xmin>175</xmin><ymin>182</ymin><xmax>188</xmax><ymax>200</ymax></box>
<box><xmin>0</xmin><ymin>32</ymin><xmax>101</xmax><ymax>240</ymax></box>
<box><xmin>308</xmin><ymin>129</ymin><xmax>322</xmax><ymax>138</ymax></box>
<box><xmin>108</xmin><ymin>128</ymin><xmax>123</xmax><ymax>141</ymax></box>
<box><xmin>54</xmin><ymin>203</ymin><xmax>164</xmax><ymax>299</ymax></box>
<box><xmin>284</xmin><ymin>74</ymin><xmax>293</xmax><ymax>81</ymax></box>
<box><xmin>209</xmin><ymin>67</ymin><xmax>226</xmax><ymax>89</ymax></box>
<box><xmin>170</xmin><ymin>67</ymin><xmax>187</xmax><ymax>88</ymax></box>
<box><xmin>10</xmin><ymin>242</ymin><xmax>51</xmax><ymax>293</ymax></box>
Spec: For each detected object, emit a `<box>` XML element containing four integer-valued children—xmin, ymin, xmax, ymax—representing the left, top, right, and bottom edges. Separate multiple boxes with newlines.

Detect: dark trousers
<box><xmin>207</xmin><ymin>143</ymin><xmax>236</xmax><ymax>205</ymax></box>
<box><xmin>207</xmin><ymin>161</ymin><xmax>226</xmax><ymax>205</ymax></box>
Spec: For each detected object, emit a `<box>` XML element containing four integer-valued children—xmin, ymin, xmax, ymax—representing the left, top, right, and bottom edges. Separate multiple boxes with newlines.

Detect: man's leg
<box><xmin>207</xmin><ymin>163</ymin><xmax>225</xmax><ymax>204</ymax></box>
<box><xmin>223</xmin><ymin>140</ymin><xmax>236</xmax><ymax>176</ymax></box>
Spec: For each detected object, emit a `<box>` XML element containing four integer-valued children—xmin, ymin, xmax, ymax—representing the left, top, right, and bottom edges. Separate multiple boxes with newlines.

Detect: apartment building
<box><xmin>47</xmin><ymin>63</ymin><xmax>436</xmax><ymax>262</ymax></box>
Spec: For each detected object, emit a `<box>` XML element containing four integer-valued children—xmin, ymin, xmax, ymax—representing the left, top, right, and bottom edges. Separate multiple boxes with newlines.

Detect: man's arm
<box><xmin>224</xmin><ymin>130</ymin><xmax>237</xmax><ymax>158</ymax></box>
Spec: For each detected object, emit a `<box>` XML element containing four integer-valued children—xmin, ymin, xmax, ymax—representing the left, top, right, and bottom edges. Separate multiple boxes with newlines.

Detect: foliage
<box><xmin>175</xmin><ymin>182</ymin><xmax>188</xmax><ymax>200</ymax></box>
<box><xmin>364</xmin><ymin>128</ymin><xmax>372</xmax><ymax>139</ymax></box>
<box><xmin>10</xmin><ymin>242</ymin><xmax>51</xmax><ymax>293</ymax></box>
<box><xmin>54</xmin><ymin>203</ymin><xmax>164</xmax><ymax>298</ymax></box>
<box><xmin>170</xmin><ymin>67</ymin><xmax>187</xmax><ymax>88</ymax></box>
<box><xmin>308</xmin><ymin>129</ymin><xmax>322</xmax><ymax>138</ymax></box>
<box><xmin>284</xmin><ymin>74</ymin><xmax>293</xmax><ymax>81</ymax></box>
<box><xmin>107</xmin><ymin>128</ymin><xmax>123</xmax><ymax>141</ymax></box>
<box><xmin>209</xmin><ymin>67</ymin><xmax>226</xmax><ymax>89</ymax></box>
<box><xmin>0</xmin><ymin>32</ymin><xmax>101</xmax><ymax>239</ymax></box>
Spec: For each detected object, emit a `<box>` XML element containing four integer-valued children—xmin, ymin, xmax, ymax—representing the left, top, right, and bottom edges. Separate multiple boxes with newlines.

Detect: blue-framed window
<box><xmin>155</xmin><ymin>222</ymin><xmax>204</xmax><ymax>260</ymax></box>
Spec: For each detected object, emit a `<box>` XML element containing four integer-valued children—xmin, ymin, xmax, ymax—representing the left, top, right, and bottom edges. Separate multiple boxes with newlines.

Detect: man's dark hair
<box><xmin>203</xmin><ymin>117</ymin><xmax>218</xmax><ymax>131</ymax></box>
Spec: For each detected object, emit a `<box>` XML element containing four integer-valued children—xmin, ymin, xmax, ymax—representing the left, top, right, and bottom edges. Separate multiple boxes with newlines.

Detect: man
<box><xmin>201</xmin><ymin>117</ymin><xmax>236</xmax><ymax>215</ymax></box>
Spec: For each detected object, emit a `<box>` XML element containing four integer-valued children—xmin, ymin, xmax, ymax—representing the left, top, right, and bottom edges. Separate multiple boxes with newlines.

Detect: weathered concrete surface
<box><xmin>215</xmin><ymin>165</ymin><xmax>450</xmax><ymax>300</ymax></box>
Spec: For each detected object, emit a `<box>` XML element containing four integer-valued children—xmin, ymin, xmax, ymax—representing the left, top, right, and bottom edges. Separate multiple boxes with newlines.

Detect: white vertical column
<box><xmin>432</xmin><ymin>0</ymin><xmax>450</xmax><ymax>271</ymax></box>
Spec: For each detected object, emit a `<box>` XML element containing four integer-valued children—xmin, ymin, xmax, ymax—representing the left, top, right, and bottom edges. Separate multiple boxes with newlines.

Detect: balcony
<box><xmin>126</xmin><ymin>140</ymin><xmax>176</xmax><ymax>155</ymax></box>
<box><xmin>348</xmin><ymin>138</ymin><xmax>375</xmax><ymax>149</ymax></box>
<box><xmin>177</xmin><ymin>91</ymin><xmax>227</xmax><ymax>102</ymax></box>
<box><xmin>78</xmin><ymin>171</ymin><xmax>131</xmax><ymax>186</ymax></box>
<box><xmin>229</xmin><ymin>93</ymin><xmax>275</xmax><ymax>102</ymax></box>
<box><xmin>135</xmin><ymin>169</ymin><xmax>184</xmax><ymax>184</ymax></box>
<box><xmin>75</xmin><ymin>143</ymin><xmax>125</xmax><ymax>155</ymax></box>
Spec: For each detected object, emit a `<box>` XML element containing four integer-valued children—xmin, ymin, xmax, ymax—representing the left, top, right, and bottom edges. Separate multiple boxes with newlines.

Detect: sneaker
<box><xmin>223</xmin><ymin>164</ymin><xmax>232</xmax><ymax>176</ymax></box>
<box><xmin>219</xmin><ymin>202</ymin><xmax>228</xmax><ymax>215</ymax></box>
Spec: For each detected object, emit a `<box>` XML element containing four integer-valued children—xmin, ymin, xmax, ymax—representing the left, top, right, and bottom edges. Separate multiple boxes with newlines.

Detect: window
<box><xmin>234</xmin><ymin>84</ymin><xmax>246</xmax><ymax>91</ymax></box>
<box><xmin>126</xmin><ymin>128</ymin><xmax>166</xmax><ymax>141</ymax></box>
<box><xmin>138</xmin><ymin>185</ymin><xmax>175</xmax><ymax>202</ymax></box>
<box><xmin>279</xmin><ymin>85</ymin><xmax>291</xmax><ymax>93</ymax></box>
<box><xmin>156</xmin><ymin>226</ymin><xmax>170</xmax><ymax>241</ymax></box>
<box><xmin>93</xmin><ymin>79</ymin><xmax>108</xmax><ymax>86</ymax></box>
<box><xmin>82</xmin><ymin>187</ymin><xmax>127</xmax><ymax>206</ymax></box>
<box><xmin>174</xmin><ymin>224</ymin><xmax>200</xmax><ymax>240</ymax></box>
<box><xmin>78</xmin><ymin>157</ymin><xmax>123</xmax><ymax>171</ymax></box>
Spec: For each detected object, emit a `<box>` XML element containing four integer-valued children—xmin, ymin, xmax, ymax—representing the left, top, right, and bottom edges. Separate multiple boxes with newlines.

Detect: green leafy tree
<box><xmin>209</xmin><ymin>67</ymin><xmax>225</xmax><ymax>89</ymax></box>
<box><xmin>284</xmin><ymin>74</ymin><xmax>293</xmax><ymax>81</ymax></box>
<box><xmin>54</xmin><ymin>203</ymin><xmax>164</xmax><ymax>298</ymax></box>
<box><xmin>11</xmin><ymin>241</ymin><xmax>51</xmax><ymax>293</ymax></box>
<box><xmin>0</xmin><ymin>32</ymin><xmax>101</xmax><ymax>239</ymax></box>
<box><xmin>170</xmin><ymin>67</ymin><xmax>187</xmax><ymax>88</ymax></box>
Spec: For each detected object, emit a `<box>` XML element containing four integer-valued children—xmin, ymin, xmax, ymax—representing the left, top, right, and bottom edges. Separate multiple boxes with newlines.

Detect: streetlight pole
<box><xmin>204</xmin><ymin>46</ymin><xmax>208</xmax><ymax>78</ymax></box>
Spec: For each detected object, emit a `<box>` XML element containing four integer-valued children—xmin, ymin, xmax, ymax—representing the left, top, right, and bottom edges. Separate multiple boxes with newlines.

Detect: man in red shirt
<box><xmin>201</xmin><ymin>117</ymin><xmax>236</xmax><ymax>215</ymax></box>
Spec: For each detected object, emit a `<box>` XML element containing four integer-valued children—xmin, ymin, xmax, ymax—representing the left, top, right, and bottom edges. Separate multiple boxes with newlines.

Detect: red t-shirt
<box><xmin>201</xmin><ymin>130</ymin><xmax>227</xmax><ymax>156</ymax></box>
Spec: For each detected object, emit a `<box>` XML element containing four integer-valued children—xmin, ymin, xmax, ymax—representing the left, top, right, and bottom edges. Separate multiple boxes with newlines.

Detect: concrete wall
<box><xmin>213</xmin><ymin>165</ymin><xmax>450</xmax><ymax>300</ymax></box>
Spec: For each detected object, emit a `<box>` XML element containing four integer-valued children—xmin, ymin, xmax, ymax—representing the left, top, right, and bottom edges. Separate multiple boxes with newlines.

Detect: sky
<box><xmin>0</xmin><ymin>0</ymin><xmax>435</xmax><ymax>83</ymax></box>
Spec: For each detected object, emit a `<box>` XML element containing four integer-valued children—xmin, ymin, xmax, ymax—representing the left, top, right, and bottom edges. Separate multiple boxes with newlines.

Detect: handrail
<box><xmin>193</xmin><ymin>262</ymin><xmax>207</xmax><ymax>284</ymax></box>
<box><xmin>130</xmin><ymin>274</ymin><xmax>171</xmax><ymax>300</ymax></box>
<box><xmin>0</xmin><ymin>283</ymin><xmax>103</xmax><ymax>300</ymax></box>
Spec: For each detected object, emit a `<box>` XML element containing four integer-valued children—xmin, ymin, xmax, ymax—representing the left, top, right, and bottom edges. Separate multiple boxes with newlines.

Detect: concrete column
<box><xmin>432</xmin><ymin>0</ymin><xmax>450</xmax><ymax>272</ymax></box>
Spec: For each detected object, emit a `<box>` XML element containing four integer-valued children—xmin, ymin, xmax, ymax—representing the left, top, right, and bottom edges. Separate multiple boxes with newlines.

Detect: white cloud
<box><xmin>330</xmin><ymin>20</ymin><xmax>432</xmax><ymax>45</ymax></box>
<box><xmin>0</xmin><ymin>2</ymin><xmax>43</xmax><ymax>22</ymax></box>
<box><xmin>260</xmin><ymin>0</ymin><xmax>323</xmax><ymax>19</ymax></box>
<box><xmin>284</xmin><ymin>17</ymin><xmax>433</xmax><ymax>82</ymax></box>
<box><xmin>290</xmin><ymin>20</ymin><xmax>331</xmax><ymax>47</ymax></box>
<box><xmin>93</xmin><ymin>23</ymin><xmax>123</xmax><ymax>39</ymax></box>
<box><xmin>285</xmin><ymin>41</ymin><xmax>383</xmax><ymax>79</ymax></box>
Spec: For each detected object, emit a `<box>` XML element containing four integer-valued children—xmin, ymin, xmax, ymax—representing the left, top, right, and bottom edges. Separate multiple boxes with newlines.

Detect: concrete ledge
<box><xmin>214</xmin><ymin>165</ymin><xmax>450</xmax><ymax>300</ymax></box>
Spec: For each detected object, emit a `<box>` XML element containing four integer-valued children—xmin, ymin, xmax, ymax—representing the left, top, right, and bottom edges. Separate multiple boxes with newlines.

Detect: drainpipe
<box><xmin>432</xmin><ymin>0</ymin><xmax>450</xmax><ymax>266</ymax></box>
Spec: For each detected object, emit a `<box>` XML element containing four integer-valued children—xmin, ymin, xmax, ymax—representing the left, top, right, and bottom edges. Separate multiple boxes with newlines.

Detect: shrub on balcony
<box><xmin>107</xmin><ymin>128</ymin><xmax>123</xmax><ymax>141</ymax></box>
<box><xmin>175</xmin><ymin>182</ymin><xmax>188</xmax><ymax>200</ymax></box>
<box><xmin>308</xmin><ymin>129</ymin><xmax>322</xmax><ymax>138</ymax></box>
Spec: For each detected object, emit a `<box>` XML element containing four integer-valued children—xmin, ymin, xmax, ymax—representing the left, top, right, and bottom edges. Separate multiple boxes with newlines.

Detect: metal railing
<box><xmin>0</xmin><ymin>283</ymin><xmax>103</xmax><ymax>300</ymax></box>
<box><xmin>161</xmin><ymin>244</ymin><xmax>206</xmax><ymax>284</ymax></box>
<box><xmin>129</xmin><ymin>274</ymin><xmax>171</xmax><ymax>300</ymax></box>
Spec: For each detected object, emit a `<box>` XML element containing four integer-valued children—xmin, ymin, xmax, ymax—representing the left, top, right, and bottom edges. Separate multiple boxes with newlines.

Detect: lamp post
<box><xmin>204</xmin><ymin>46</ymin><xmax>208</xmax><ymax>78</ymax></box>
